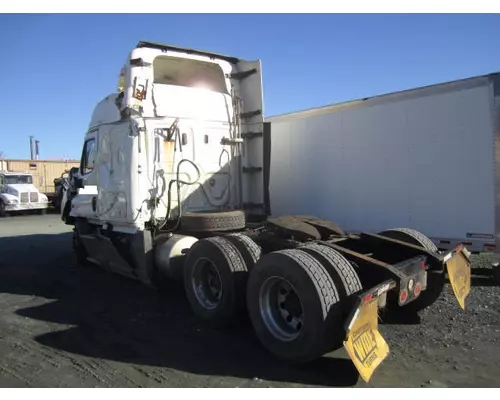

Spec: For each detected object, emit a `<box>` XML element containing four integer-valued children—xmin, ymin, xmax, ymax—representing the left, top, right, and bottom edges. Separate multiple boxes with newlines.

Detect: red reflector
<box><xmin>414</xmin><ymin>285</ymin><xmax>421</xmax><ymax>296</ymax></box>
<box><xmin>400</xmin><ymin>290</ymin><xmax>408</xmax><ymax>303</ymax></box>
<box><xmin>363</xmin><ymin>294</ymin><xmax>373</xmax><ymax>304</ymax></box>
<box><xmin>420</xmin><ymin>262</ymin><xmax>426</xmax><ymax>269</ymax></box>
<box><xmin>456</xmin><ymin>244</ymin><xmax>464</xmax><ymax>251</ymax></box>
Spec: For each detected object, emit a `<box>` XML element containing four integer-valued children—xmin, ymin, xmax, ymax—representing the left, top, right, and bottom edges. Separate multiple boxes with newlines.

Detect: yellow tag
<box><xmin>446</xmin><ymin>251</ymin><xmax>471</xmax><ymax>310</ymax></box>
<box><xmin>343</xmin><ymin>300</ymin><xmax>389</xmax><ymax>383</ymax></box>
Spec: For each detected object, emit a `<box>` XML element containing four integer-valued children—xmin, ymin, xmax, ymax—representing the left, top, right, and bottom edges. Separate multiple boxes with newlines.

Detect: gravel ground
<box><xmin>0</xmin><ymin>213</ymin><xmax>499</xmax><ymax>388</ymax></box>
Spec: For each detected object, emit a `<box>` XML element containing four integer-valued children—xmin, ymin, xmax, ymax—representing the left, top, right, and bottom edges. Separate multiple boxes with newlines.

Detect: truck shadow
<box><xmin>0</xmin><ymin>232</ymin><xmax>359</xmax><ymax>388</ymax></box>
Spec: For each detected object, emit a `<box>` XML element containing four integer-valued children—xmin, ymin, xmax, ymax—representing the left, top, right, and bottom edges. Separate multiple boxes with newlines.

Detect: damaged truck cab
<box><xmin>62</xmin><ymin>41</ymin><xmax>472</xmax><ymax>382</ymax></box>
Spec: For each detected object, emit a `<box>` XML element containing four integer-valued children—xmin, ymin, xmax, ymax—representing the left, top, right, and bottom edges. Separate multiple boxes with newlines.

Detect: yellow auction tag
<box><xmin>446</xmin><ymin>251</ymin><xmax>471</xmax><ymax>310</ymax></box>
<box><xmin>344</xmin><ymin>299</ymin><xmax>390</xmax><ymax>383</ymax></box>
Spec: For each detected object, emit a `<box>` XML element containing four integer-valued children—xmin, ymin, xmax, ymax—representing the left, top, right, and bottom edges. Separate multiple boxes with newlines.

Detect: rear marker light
<box><xmin>420</xmin><ymin>262</ymin><xmax>426</xmax><ymax>269</ymax></box>
<box><xmin>363</xmin><ymin>294</ymin><xmax>374</xmax><ymax>304</ymax></box>
<box><xmin>400</xmin><ymin>290</ymin><xmax>408</xmax><ymax>303</ymax></box>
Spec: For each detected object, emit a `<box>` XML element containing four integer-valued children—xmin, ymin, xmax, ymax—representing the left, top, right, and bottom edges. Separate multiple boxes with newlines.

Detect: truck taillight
<box><xmin>363</xmin><ymin>294</ymin><xmax>373</xmax><ymax>304</ymax></box>
<box><xmin>399</xmin><ymin>290</ymin><xmax>408</xmax><ymax>304</ymax></box>
<box><xmin>414</xmin><ymin>284</ymin><xmax>421</xmax><ymax>296</ymax></box>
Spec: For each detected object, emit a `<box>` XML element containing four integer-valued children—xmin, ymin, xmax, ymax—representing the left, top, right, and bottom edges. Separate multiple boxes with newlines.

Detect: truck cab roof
<box><xmin>135</xmin><ymin>41</ymin><xmax>241</xmax><ymax>64</ymax></box>
<box><xmin>0</xmin><ymin>171</ymin><xmax>32</xmax><ymax>176</ymax></box>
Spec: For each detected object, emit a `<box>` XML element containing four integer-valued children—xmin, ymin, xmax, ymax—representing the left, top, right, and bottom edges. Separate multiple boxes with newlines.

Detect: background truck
<box><xmin>52</xmin><ymin>170</ymin><xmax>71</xmax><ymax>211</ymax></box>
<box><xmin>60</xmin><ymin>40</ymin><xmax>472</xmax><ymax>382</ymax></box>
<box><xmin>0</xmin><ymin>171</ymin><xmax>50</xmax><ymax>216</ymax></box>
<box><xmin>266</xmin><ymin>73</ymin><xmax>500</xmax><ymax>256</ymax></box>
<box><xmin>0</xmin><ymin>159</ymin><xmax>80</xmax><ymax>209</ymax></box>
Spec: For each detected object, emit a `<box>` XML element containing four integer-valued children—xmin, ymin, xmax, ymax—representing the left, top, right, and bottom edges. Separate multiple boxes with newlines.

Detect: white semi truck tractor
<box><xmin>61</xmin><ymin>41</ymin><xmax>472</xmax><ymax>382</ymax></box>
<box><xmin>0</xmin><ymin>171</ymin><xmax>50</xmax><ymax>216</ymax></box>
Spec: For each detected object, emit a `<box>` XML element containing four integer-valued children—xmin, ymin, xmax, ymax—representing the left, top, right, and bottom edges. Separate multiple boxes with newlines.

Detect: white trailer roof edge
<box><xmin>266</xmin><ymin>72</ymin><xmax>500</xmax><ymax>123</ymax></box>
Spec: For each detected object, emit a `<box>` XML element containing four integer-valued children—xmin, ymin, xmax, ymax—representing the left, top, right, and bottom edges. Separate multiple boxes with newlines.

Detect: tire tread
<box><xmin>275</xmin><ymin>249</ymin><xmax>339</xmax><ymax>318</ymax></box>
<box><xmin>300</xmin><ymin>244</ymin><xmax>362</xmax><ymax>296</ymax></box>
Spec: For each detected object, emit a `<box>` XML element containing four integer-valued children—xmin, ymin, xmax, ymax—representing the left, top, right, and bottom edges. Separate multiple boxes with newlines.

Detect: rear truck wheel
<box><xmin>39</xmin><ymin>209</ymin><xmax>47</xmax><ymax>215</ymax></box>
<box><xmin>183</xmin><ymin>236</ymin><xmax>248</xmax><ymax>326</ymax></box>
<box><xmin>224</xmin><ymin>233</ymin><xmax>262</xmax><ymax>270</ymax></box>
<box><xmin>246</xmin><ymin>249</ymin><xmax>342</xmax><ymax>364</ymax></box>
<box><xmin>300</xmin><ymin>244</ymin><xmax>363</xmax><ymax>296</ymax></box>
<box><xmin>181</xmin><ymin>210</ymin><xmax>246</xmax><ymax>233</ymax></box>
<box><xmin>73</xmin><ymin>228</ymin><xmax>91</xmax><ymax>268</ymax></box>
<box><xmin>298</xmin><ymin>244</ymin><xmax>363</xmax><ymax>350</ymax></box>
<box><xmin>378</xmin><ymin>228</ymin><xmax>444</xmax><ymax>312</ymax></box>
<box><xmin>493</xmin><ymin>264</ymin><xmax>500</xmax><ymax>286</ymax></box>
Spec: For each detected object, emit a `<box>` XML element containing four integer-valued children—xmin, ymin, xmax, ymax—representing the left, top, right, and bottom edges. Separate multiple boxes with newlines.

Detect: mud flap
<box><xmin>444</xmin><ymin>245</ymin><xmax>471</xmax><ymax>310</ymax></box>
<box><xmin>343</xmin><ymin>281</ymin><xmax>393</xmax><ymax>383</ymax></box>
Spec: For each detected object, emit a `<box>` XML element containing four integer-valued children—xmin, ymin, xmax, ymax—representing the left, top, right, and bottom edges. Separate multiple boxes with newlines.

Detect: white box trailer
<box><xmin>266</xmin><ymin>72</ymin><xmax>500</xmax><ymax>255</ymax></box>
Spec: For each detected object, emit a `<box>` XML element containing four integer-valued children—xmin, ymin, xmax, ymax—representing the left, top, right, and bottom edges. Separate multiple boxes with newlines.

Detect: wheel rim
<box><xmin>259</xmin><ymin>276</ymin><xmax>304</xmax><ymax>342</ymax></box>
<box><xmin>191</xmin><ymin>257</ymin><xmax>223</xmax><ymax>310</ymax></box>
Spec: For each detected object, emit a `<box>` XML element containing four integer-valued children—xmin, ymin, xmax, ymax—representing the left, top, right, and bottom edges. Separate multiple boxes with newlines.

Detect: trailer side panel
<box><xmin>267</xmin><ymin>76</ymin><xmax>496</xmax><ymax>251</ymax></box>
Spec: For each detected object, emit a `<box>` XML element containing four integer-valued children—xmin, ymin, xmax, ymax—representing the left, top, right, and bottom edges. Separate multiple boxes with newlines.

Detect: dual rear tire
<box><xmin>183</xmin><ymin>235</ymin><xmax>362</xmax><ymax>363</ymax></box>
<box><xmin>378</xmin><ymin>228</ymin><xmax>445</xmax><ymax>312</ymax></box>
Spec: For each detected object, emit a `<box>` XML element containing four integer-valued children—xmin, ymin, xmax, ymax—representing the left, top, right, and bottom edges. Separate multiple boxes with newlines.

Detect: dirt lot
<box><xmin>0</xmin><ymin>213</ymin><xmax>499</xmax><ymax>388</ymax></box>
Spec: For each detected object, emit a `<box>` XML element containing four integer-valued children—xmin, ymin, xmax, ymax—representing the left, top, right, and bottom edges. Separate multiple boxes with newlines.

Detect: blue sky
<box><xmin>0</xmin><ymin>13</ymin><xmax>499</xmax><ymax>160</ymax></box>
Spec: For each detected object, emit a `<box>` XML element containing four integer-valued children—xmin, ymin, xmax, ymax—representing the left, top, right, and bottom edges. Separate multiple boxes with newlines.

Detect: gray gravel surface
<box><xmin>0</xmin><ymin>213</ymin><xmax>499</xmax><ymax>387</ymax></box>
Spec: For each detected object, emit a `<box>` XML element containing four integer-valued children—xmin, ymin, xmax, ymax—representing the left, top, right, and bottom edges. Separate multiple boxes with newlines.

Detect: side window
<box><xmin>81</xmin><ymin>138</ymin><xmax>97</xmax><ymax>175</ymax></box>
<box><xmin>0</xmin><ymin>175</ymin><xmax>4</xmax><ymax>192</ymax></box>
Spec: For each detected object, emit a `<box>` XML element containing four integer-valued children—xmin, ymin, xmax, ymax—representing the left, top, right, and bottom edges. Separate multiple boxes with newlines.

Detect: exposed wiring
<box><xmin>157</xmin><ymin>125</ymin><xmax>201</xmax><ymax>232</ymax></box>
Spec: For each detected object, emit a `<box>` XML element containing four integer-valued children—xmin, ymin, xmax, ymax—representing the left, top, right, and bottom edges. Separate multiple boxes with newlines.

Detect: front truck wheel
<box><xmin>73</xmin><ymin>228</ymin><xmax>90</xmax><ymax>267</ymax></box>
<box><xmin>378</xmin><ymin>228</ymin><xmax>444</xmax><ymax>312</ymax></box>
<box><xmin>183</xmin><ymin>236</ymin><xmax>249</xmax><ymax>326</ymax></box>
<box><xmin>0</xmin><ymin>201</ymin><xmax>7</xmax><ymax>218</ymax></box>
<box><xmin>247</xmin><ymin>249</ymin><xmax>343</xmax><ymax>363</ymax></box>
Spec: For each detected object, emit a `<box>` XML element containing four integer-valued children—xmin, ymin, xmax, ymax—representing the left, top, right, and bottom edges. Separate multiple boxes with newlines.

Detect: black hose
<box><xmin>157</xmin><ymin>127</ymin><xmax>201</xmax><ymax>232</ymax></box>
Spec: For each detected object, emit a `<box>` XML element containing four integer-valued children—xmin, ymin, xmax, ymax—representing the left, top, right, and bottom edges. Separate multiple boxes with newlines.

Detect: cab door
<box><xmin>70</xmin><ymin>131</ymin><xmax>98</xmax><ymax>219</ymax></box>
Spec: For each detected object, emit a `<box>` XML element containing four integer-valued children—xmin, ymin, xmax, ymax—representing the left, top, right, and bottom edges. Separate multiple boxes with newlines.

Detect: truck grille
<box><xmin>30</xmin><ymin>192</ymin><xmax>39</xmax><ymax>203</ymax></box>
<box><xmin>20</xmin><ymin>192</ymin><xmax>29</xmax><ymax>203</ymax></box>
